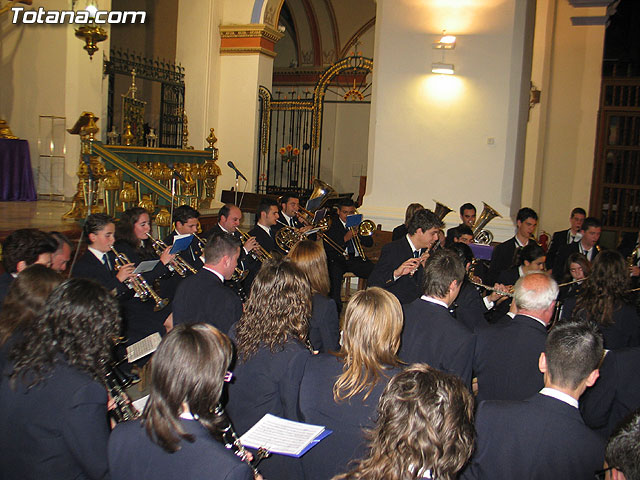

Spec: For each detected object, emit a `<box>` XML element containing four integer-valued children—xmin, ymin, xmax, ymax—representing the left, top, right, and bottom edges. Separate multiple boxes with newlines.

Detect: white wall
<box><xmin>363</xmin><ymin>0</ymin><xmax>534</xmax><ymax>240</ymax></box>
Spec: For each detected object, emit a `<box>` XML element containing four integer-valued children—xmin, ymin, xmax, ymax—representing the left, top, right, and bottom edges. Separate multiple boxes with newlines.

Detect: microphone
<box><xmin>227</xmin><ymin>161</ymin><xmax>247</xmax><ymax>181</ymax></box>
<box><xmin>167</xmin><ymin>162</ymin><xmax>188</xmax><ymax>183</ymax></box>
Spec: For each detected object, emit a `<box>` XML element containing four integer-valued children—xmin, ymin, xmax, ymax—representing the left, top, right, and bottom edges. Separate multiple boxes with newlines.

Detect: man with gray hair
<box><xmin>472</xmin><ymin>271</ymin><xmax>559</xmax><ymax>402</ymax></box>
<box><xmin>604</xmin><ymin>409</ymin><xmax>640</xmax><ymax>480</ymax></box>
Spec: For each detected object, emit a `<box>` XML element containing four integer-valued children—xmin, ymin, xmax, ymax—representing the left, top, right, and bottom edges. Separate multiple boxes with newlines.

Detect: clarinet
<box><xmin>214</xmin><ymin>404</ymin><xmax>270</xmax><ymax>476</ymax></box>
<box><xmin>103</xmin><ymin>364</ymin><xmax>140</xmax><ymax>423</ymax></box>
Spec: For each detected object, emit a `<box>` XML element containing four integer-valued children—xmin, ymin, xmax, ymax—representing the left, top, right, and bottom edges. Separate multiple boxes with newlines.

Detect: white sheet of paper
<box><xmin>132</xmin><ymin>395</ymin><xmax>149</xmax><ymax>413</ymax></box>
<box><xmin>133</xmin><ymin>260</ymin><xmax>159</xmax><ymax>275</ymax></box>
<box><xmin>126</xmin><ymin>332</ymin><xmax>161</xmax><ymax>363</ymax></box>
<box><xmin>240</xmin><ymin>413</ymin><xmax>325</xmax><ymax>456</ymax></box>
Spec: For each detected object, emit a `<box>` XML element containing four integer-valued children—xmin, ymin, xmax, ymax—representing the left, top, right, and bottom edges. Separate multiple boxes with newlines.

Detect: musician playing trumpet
<box><xmin>369</xmin><ymin>208</ymin><xmax>441</xmax><ymax>305</ymax></box>
<box><xmin>325</xmin><ymin>199</ymin><xmax>375</xmax><ymax>312</ymax></box>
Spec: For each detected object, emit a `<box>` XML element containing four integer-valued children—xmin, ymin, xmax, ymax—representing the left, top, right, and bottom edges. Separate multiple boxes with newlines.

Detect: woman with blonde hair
<box><xmin>298</xmin><ymin>287</ymin><xmax>404</xmax><ymax>480</ymax></box>
<box><xmin>288</xmin><ymin>239</ymin><xmax>340</xmax><ymax>352</ymax></box>
<box><xmin>333</xmin><ymin>364</ymin><xmax>475</xmax><ymax>480</ymax></box>
<box><xmin>226</xmin><ymin>257</ymin><xmax>312</xmax><ymax>478</ymax></box>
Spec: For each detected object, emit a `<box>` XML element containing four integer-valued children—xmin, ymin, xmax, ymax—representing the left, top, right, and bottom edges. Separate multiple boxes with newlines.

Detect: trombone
<box><xmin>110</xmin><ymin>246</ymin><xmax>169</xmax><ymax>311</ymax></box>
<box><xmin>146</xmin><ymin>233</ymin><xmax>198</xmax><ymax>277</ymax></box>
<box><xmin>237</xmin><ymin>227</ymin><xmax>272</xmax><ymax>262</ymax></box>
<box><xmin>349</xmin><ymin>214</ymin><xmax>376</xmax><ymax>261</ymax></box>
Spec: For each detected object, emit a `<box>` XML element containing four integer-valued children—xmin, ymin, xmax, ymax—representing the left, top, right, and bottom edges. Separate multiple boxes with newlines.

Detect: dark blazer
<box><xmin>204</xmin><ymin>224</ymin><xmax>259</xmax><ymax>290</ymax></box>
<box><xmin>71</xmin><ymin>249</ymin><xmax>132</xmax><ymax>299</ymax></box>
<box><xmin>487</xmin><ymin>236</ymin><xmax>519</xmax><ymax>285</ymax></box>
<box><xmin>391</xmin><ymin>223</ymin><xmax>408</xmax><ymax>241</ymax></box>
<box><xmin>562</xmin><ymin>297</ymin><xmax>640</xmax><ymax>350</ymax></box>
<box><xmin>309</xmin><ymin>293</ymin><xmax>340</xmax><ymax>353</ymax></box>
<box><xmin>453</xmin><ymin>281</ymin><xmax>490</xmax><ymax>333</ymax></box>
<box><xmin>0</xmin><ymin>360</ymin><xmax>110</xmax><ymax>480</ymax></box>
<box><xmin>226</xmin><ymin>337</ymin><xmax>310</xmax><ymax>479</ymax></box>
<box><xmin>580</xmin><ymin>347</ymin><xmax>640</xmax><ymax>439</ymax></box>
<box><xmin>162</xmin><ymin>230</ymin><xmax>204</xmax><ymax>271</ymax></box>
<box><xmin>545</xmin><ymin>228</ymin><xmax>576</xmax><ymax>270</ymax></box>
<box><xmin>298</xmin><ymin>354</ymin><xmax>402</xmax><ymax>480</ymax></box>
<box><xmin>248</xmin><ymin>224</ymin><xmax>276</xmax><ymax>253</ymax></box>
<box><xmin>324</xmin><ymin>216</ymin><xmax>373</xmax><ymax>262</ymax></box>
<box><xmin>399</xmin><ymin>298</ymin><xmax>475</xmax><ymax>388</ymax></box>
<box><xmin>462</xmin><ymin>393</ymin><xmax>605</xmax><ymax>480</ymax></box>
<box><xmin>172</xmin><ymin>269</ymin><xmax>242</xmax><ymax>334</ymax></box>
<box><xmin>553</xmin><ymin>241</ymin><xmax>600</xmax><ymax>282</ymax></box>
<box><xmin>109</xmin><ymin>418</ymin><xmax>252</xmax><ymax>480</ymax></box>
<box><xmin>368</xmin><ymin>236</ymin><xmax>424</xmax><ymax>305</ymax></box>
<box><xmin>473</xmin><ymin>314</ymin><xmax>547</xmax><ymax>402</ymax></box>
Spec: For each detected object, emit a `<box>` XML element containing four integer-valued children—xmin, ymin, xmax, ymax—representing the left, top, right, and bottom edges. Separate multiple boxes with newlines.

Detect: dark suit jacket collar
<box><xmin>201</xmin><ymin>267</ymin><xmax>224</xmax><ymax>283</ymax></box>
<box><xmin>513</xmin><ymin>314</ymin><xmax>548</xmax><ymax>332</ymax></box>
<box><xmin>415</xmin><ymin>296</ymin><xmax>449</xmax><ymax>313</ymax></box>
<box><xmin>527</xmin><ymin>393</ymin><xmax>584</xmax><ymax>422</ymax></box>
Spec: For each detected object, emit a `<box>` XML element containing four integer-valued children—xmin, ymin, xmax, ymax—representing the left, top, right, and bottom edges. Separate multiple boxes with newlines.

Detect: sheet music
<box><xmin>240</xmin><ymin>414</ymin><xmax>326</xmax><ymax>456</ymax></box>
<box><xmin>132</xmin><ymin>395</ymin><xmax>149</xmax><ymax>412</ymax></box>
<box><xmin>126</xmin><ymin>332</ymin><xmax>161</xmax><ymax>363</ymax></box>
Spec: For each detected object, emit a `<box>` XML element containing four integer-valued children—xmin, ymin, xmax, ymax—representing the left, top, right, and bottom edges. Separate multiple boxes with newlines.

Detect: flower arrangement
<box><xmin>279</xmin><ymin>144</ymin><xmax>300</xmax><ymax>163</ymax></box>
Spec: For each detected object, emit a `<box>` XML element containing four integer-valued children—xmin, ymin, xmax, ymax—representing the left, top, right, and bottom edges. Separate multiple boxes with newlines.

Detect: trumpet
<box><xmin>146</xmin><ymin>233</ymin><xmax>198</xmax><ymax>277</ymax></box>
<box><xmin>237</xmin><ymin>227</ymin><xmax>272</xmax><ymax>262</ymax></box>
<box><xmin>110</xmin><ymin>246</ymin><xmax>169</xmax><ymax>311</ymax></box>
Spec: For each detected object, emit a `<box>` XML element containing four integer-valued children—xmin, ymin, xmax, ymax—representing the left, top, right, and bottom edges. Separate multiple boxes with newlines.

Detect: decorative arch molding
<box><xmin>340</xmin><ymin>17</ymin><xmax>375</xmax><ymax>59</ymax></box>
<box><xmin>253</xmin><ymin>0</ymin><xmax>285</xmax><ymax>27</ymax></box>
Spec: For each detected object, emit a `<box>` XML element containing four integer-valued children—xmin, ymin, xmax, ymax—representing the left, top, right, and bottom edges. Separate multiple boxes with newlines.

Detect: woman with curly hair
<box><xmin>333</xmin><ymin>364</ymin><xmax>475</xmax><ymax>480</ymax></box>
<box><xmin>109</xmin><ymin>323</ymin><xmax>254</xmax><ymax>480</ymax></box>
<box><xmin>226</xmin><ymin>257</ymin><xmax>312</xmax><ymax>478</ymax></box>
<box><xmin>0</xmin><ymin>264</ymin><xmax>63</xmax><ymax>365</ymax></box>
<box><xmin>298</xmin><ymin>287</ymin><xmax>404</xmax><ymax>480</ymax></box>
<box><xmin>558</xmin><ymin>252</ymin><xmax>591</xmax><ymax>301</ymax></box>
<box><xmin>114</xmin><ymin>207</ymin><xmax>176</xmax><ymax>345</ymax></box>
<box><xmin>562</xmin><ymin>249</ymin><xmax>640</xmax><ymax>349</ymax></box>
<box><xmin>288</xmin><ymin>239</ymin><xmax>340</xmax><ymax>353</ymax></box>
<box><xmin>0</xmin><ymin>278</ymin><xmax>120</xmax><ymax>480</ymax></box>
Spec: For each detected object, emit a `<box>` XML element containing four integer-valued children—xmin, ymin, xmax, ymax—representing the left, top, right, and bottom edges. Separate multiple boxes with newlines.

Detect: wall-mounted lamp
<box><xmin>431</xmin><ymin>62</ymin><xmax>455</xmax><ymax>75</ymax></box>
<box><xmin>433</xmin><ymin>31</ymin><xmax>456</xmax><ymax>50</ymax></box>
<box><xmin>73</xmin><ymin>1</ymin><xmax>108</xmax><ymax>60</ymax></box>
<box><xmin>432</xmin><ymin>31</ymin><xmax>456</xmax><ymax>75</ymax></box>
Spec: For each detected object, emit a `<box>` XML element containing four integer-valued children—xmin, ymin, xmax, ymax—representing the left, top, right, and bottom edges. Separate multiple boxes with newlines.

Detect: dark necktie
<box><xmin>102</xmin><ymin>253</ymin><xmax>111</xmax><ymax>271</ymax></box>
<box><xmin>413</xmin><ymin>250</ymin><xmax>420</xmax><ymax>258</ymax></box>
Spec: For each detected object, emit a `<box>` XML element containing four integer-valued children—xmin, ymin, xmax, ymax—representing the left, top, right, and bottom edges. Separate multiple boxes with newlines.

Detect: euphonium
<box><xmin>146</xmin><ymin>232</ymin><xmax>198</xmax><ymax>277</ymax></box>
<box><xmin>275</xmin><ymin>226</ymin><xmax>306</xmax><ymax>253</ymax></box>
<box><xmin>472</xmin><ymin>202</ymin><xmax>502</xmax><ymax>245</ymax></box>
<box><xmin>433</xmin><ymin>200</ymin><xmax>453</xmax><ymax>221</ymax></box>
<box><xmin>110</xmin><ymin>246</ymin><xmax>169</xmax><ymax>311</ymax></box>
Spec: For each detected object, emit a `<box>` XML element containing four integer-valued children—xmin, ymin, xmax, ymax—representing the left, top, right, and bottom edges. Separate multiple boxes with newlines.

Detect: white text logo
<box><xmin>11</xmin><ymin>7</ymin><xmax>146</xmax><ymax>24</ymax></box>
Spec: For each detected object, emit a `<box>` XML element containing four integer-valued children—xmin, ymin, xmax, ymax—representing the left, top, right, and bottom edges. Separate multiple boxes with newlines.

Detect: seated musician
<box><xmin>368</xmin><ymin>208</ymin><xmax>441</xmax><ymax>305</ymax></box>
<box><xmin>273</xmin><ymin>194</ymin><xmax>315</xmax><ymax>253</ymax></box>
<box><xmin>0</xmin><ymin>228</ymin><xmax>57</xmax><ymax>306</ymax></box>
<box><xmin>451</xmin><ymin>224</ymin><xmax>474</xmax><ymax>245</ymax></box>
<box><xmin>172</xmin><ymin>232</ymin><xmax>243</xmax><ymax>334</ymax></box>
<box><xmin>391</xmin><ymin>202</ymin><xmax>424</xmax><ymax>241</ymax></box>
<box><xmin>0</xmin><ymin>278</ymin><xmax>120</xmax><ymax>480</ymax></box>
<box><xmin>552</xmin><ymin>216</ymin><xmax>602</xmax><ymax>282</ymax></box>
<box><xmin>49</xmin><ymin>231</ymin><xmax>73</xmax><ymax>273</ymax></box>
<box><xmin>108</xmin><ymin>323</ymin><xmax>254</xmax><ymax>480</ymax></box>
<box><xmin>445</xmin><ymin>202</ymin><xmax>476</xmax><ymax>245</ymax></box>
<box><xmin>113</xmin><ymin>208</ymin><xmax>176</xmax><ymax>346</ymax></box>
<box><xmin>248</xmin><ymin>198</ymin><xmax>279</xmax><ymax>254</ymax></box>
<box><xmin>487</xmin><ymin>207</ymin><xmax>538</xmax><ymax>285</ymax></box>
<box><xmin>545</xmin><ymin>207</ymin><xmax>585</xmax><ymax>273</ymax></box>
<box><xmin>163</xmin><ymin>204</ymin><xmax>203</xmax><ymax>271</ymax></box>
<box><xmin>324</xmin><ymin>198</ymin><xmax>375</xmax><ymax>312</ymax></box>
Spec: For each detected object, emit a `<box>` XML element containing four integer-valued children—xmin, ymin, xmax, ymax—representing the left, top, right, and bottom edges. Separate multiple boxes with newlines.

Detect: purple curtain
<box><xmin>0</xmin><ymin>138</ymin><xmax>37</xmax><ymax>201</ymax></box>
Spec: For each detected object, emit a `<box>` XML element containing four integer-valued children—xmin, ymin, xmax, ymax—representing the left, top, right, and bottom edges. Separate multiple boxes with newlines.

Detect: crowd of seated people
<box><xmin>1</xmin><ymin>202</ymin><xmax>640</xmax><ymax>480</ymax></box>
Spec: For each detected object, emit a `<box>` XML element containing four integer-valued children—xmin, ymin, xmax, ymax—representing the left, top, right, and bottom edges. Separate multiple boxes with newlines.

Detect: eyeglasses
<box><xmin>594</xmin><ymin>466</ymin><xmax>614</xmax><ymax>480</ymax></box>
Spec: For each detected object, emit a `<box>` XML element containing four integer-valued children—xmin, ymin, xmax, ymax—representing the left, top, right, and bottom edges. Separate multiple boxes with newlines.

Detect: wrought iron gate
<box><xmin>257</xmin><ymin>55</ymin><xmax>373</xmax><ymax>197</ymax></box>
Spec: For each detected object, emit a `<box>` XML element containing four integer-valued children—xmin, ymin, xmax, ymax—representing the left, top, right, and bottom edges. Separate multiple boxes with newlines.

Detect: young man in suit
<box><xmin>604</xmin><ymin>409</ymin><xmax>640</xmax><ymax>480</ymax></box>
<box><xmin>0</xmin><ymin>228</ymin><xmax>58</xmax><ymax>305</ymax></box>
<box><xmin>398</xmin><ymin>248</ymin><xmax>475</xmax><ymax>389</ymax></box>
<box><xmin>487</xmin><ymin>207</ymin><xmax>538</xmax><ymax>285</ymax></box>
<box><xmin>369</xmin><ymin>208</ymin><xmax>443</xmax><ymax>304</ymax></box>
<box><xmin>324</xmin><ymin>198</ymin><xmax>375</xmax><ymax>311</ymax></box>
<box><xmin>553</xmin><ymin>216</ymin><xmax>602</xmax><ymax>281</ymax></box>
<box><xmin>545</xmin><ymin>207</ymin><xmax>586</xmax><ymax>272</ymax></box>
<box><xmin>463</xmin><ymin>320</ymin><xmax>605</xmax><ymax>480</ymax></box>
<box><xmin>248</xmin><ymin>197</ymin><xmax>279</xmax><ymax>254</ymax></box>
<box><xmin>163</xmin><ymin>204</ymin><xmax>203</xmax><ymax>271</ymax></box>
<box><xmin>445</xmin><ymin>202</ymin><xmax>476</xmax><ymax>245</ymax></box>
<box><xmin>473</xmin><ymin>271</ymin><xmax>557</xmax><ymax>402</ymax></box>
<box><xmin>172</xmin><ymin>232</ymin><xmax>242</xmax><ymax>334</ymax></box>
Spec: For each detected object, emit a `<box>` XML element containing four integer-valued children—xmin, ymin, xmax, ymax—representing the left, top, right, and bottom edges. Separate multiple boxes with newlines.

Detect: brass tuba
<box><xmin>472</xmin><ymin>202</ymin><xmax>502</xmax><ymax>245</ymax></box>
<box><xmin>308</xmin><ymin>179</ymin><xmax>338</xmax><ymax>209</ymax></box>
<box><xmin>433</xmin><ymin>200</ymin><xmax>453</xmax><ymax>221</ymax></box>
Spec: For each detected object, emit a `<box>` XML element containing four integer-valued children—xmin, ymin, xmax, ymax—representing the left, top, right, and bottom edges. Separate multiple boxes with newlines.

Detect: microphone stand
<box><xmin>234</xmin><ymin>171</ymin><xmax>239</xmax><ymax>207</ymax></box>
<box><xmin>170</xmin><ymin>176</ymin><xmax>177</xmax><ymax>237</ymax></box>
